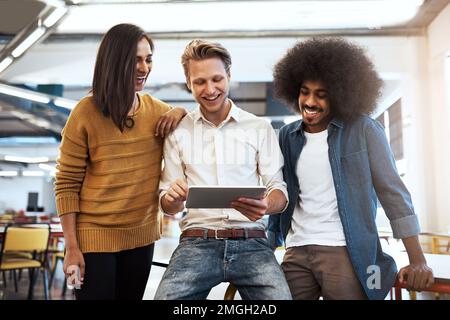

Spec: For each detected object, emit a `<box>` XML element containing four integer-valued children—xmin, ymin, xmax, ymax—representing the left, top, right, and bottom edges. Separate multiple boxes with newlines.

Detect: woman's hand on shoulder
<box><xmin>155</xmin><ymin>107</ymin><xmax>187</xmax><ymax>137</ymax></box>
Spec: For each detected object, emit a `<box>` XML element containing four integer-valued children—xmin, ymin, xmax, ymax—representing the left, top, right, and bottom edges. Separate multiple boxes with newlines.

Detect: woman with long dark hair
<box><xmin>54</xmin><ymin>23</ymin><xmax>186</xmax><ymax>299</ymax></box>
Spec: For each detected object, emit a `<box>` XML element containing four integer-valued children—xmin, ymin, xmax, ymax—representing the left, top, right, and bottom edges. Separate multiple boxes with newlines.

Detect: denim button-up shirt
<box><xmin>268</xmin><ymin>116</ymin><xmax>420</xmax><ymax>300</ymax></box>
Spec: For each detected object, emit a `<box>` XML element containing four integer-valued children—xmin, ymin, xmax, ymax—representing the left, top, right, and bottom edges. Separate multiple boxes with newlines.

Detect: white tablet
<box><xmin>185</xmin><ymin>186</ymin><xmax>267</xmax><ymax>209</ymax></box>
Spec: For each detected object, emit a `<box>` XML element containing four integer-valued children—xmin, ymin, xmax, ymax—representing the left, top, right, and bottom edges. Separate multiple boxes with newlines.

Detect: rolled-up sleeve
<box><xmin>366</xmin><ymin>120</ymin><xmax>420</xmax><ymax>239</ymax></box>
<box><xmin>390</xmin><ymin>215</ymin><xmax>421</xmax><ymax>239</ymax></box>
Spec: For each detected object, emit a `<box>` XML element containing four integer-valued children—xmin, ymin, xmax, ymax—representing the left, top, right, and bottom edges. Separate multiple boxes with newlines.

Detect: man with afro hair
<box><xmin>268</xmin><ymin>37</ymin><xmax>433</xmax><ymax>300</ymax></box>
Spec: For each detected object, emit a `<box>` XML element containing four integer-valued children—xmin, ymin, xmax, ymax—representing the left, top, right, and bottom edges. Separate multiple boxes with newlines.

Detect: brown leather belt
<box><xmin>180</xmin><ymin>228</ymin><xmax>266</xmax><ymax>240</ymax></box>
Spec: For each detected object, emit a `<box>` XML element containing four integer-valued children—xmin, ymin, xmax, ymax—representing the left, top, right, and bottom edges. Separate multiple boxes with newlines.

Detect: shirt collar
<box><xmin>290</xmin><ymin>117</ymin><xmax>344</xmax><ymax>135</ymax></box>
<box><xmin>193</xmin><ymin>99</ymin><xmax>240</xmax><ymax>125</ymax></box>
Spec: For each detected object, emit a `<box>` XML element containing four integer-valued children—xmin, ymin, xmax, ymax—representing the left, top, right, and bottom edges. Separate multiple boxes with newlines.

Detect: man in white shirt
<box><xmin>154</xmin><ymin>39</ymin><xmax>292</xmax><ymax>300</ymax></box>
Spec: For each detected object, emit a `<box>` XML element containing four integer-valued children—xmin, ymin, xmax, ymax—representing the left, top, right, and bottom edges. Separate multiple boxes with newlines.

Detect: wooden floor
<box><xmin>0</xmin><ymin>267</ymin><xmax>75</xmax><ymax>300</ymax></box>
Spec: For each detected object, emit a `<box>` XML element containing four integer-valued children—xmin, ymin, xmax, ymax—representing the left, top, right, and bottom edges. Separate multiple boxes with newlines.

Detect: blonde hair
<box><xmin>181</xmin><ymin>39</ymin><xmax>232</xmax><ymax>82</ymax></box>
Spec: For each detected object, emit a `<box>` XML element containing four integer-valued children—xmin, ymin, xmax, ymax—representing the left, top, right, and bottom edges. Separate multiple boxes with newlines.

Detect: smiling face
<box><xmin>187</xmin><ymin>57</ymin><xmax>231</xmax><ymax>125</ymax></box>
<box><xmin>134</xmin><ymin>37</ymin><xmax>153</xmax><ymax>92</ymax></box>
<box><xmin>298</xmin><ymin>80</ymin><xmax>332</xmax><ymax>133</ymax></box>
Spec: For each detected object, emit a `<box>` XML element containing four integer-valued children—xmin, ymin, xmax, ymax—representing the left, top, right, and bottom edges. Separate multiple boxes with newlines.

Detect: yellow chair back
<box><xmin>3</xmin><ymin>225</ymin><xmax>50</xmax><ymax>253</ymax></box>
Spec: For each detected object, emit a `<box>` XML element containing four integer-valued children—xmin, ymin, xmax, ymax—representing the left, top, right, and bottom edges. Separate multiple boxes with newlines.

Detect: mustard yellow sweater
<box><xmin>54</xmin><ymin>93</ymin><xmax>171</xmax><ymax>253</ymax></box>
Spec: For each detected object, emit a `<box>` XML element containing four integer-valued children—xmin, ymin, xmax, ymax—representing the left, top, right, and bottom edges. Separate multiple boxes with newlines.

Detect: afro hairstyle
<box><xmin>272</xmin><ymin>37</ymin><xmax>383</xmax><ymax>121</ymax></box>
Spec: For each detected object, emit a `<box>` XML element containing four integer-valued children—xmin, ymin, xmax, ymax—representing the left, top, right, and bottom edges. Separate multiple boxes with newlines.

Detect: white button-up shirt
<box><xmin>159</xmin><ymin>100</ymin><xmax>288</xmax><ymax>232</ymax></box>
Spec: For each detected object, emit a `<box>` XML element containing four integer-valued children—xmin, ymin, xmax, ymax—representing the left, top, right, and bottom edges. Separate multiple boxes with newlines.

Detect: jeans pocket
<box><xmin>252</xmin><ymin>237</ymin><xmax>271</xmax><ymax>250</ymax></box>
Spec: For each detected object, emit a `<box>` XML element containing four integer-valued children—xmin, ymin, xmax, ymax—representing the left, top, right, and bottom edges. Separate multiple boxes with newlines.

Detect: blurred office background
<box><xmin>1</xmin><ymin>0</ymin><xmax>450</xmax><ymax>299</ymax></box>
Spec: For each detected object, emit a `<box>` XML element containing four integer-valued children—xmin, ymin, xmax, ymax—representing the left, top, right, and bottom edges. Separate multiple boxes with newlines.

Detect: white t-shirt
<box><xmin>286</xmin><ymin>129</ymin><xmax>346</xmax><ymax>248</ymax></box>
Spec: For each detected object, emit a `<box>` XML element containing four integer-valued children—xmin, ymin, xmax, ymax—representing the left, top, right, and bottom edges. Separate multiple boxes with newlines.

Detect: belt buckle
<box><xmin>215</xmin><ymin>229</ymin><xmax>224</xmax><ymax>240</ymax></box>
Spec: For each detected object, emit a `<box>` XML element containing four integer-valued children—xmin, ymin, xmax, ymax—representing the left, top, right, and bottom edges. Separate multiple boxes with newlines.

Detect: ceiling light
<box><xmin>11</xmin><ymin>27</ymin><xmax>46</xmax><ymax>58</ymax></box>
<box><xmin>43</xmin><ymin>7</ymin><xmax>68</xmax><ymax>28</ymax></box>
<box><xmin>0</xmin><ymin>83</ymin><xmax>51</xmax><ymax>104</ymax></box>
<box><xmin>39</xmin><ymin>163</ymin><xmax>57</xmax><ymax>172</ymax></box>
<box><xmin>53</xmin><ymin>97</ymin><xmax>77</xmax><ymax>110</ymax></box>
<box><xmin>0</xmin><ymin>171</ymin><xmax>18</xmax><ymax>177</ymax></box>
<box><xmin>0</xmin><ymin>57</ymin><xmax>14</xmax><ymax>74</ymax></box>
<box><xmin>4</xmin><ymin>155</ymin><xmax>49</xmax><ymax>163</ymax></box>
<box><xmin>23</xmin><ymin>171</ymin><xmax>46</xmax><ymax>177</ymax></box>
<box><xmin>39</xmin><ymin>163</ymin><xmax>58</xmax><ymax>177</ymax></box>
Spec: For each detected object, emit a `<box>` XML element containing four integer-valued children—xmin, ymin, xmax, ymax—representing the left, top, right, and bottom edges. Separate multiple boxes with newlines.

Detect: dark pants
<box><xmin>75</xmin><ymin>243</ymin><xmax>154</xmax><ymax>300</ymax></box>
<box><xmin>281</xmin><ymin>245</ymin><xmax>367</xmax><ymax>300</ymax></box>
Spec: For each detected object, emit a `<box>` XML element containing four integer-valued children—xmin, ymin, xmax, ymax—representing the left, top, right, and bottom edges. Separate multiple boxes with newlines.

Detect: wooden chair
<box><xmin>392</xmin><ymin>277</ymin><xmax>450</xmax><ymax>300</ymax></box>
<box><xmin>0</xmin><ymin>224</ymin><xmax>51</xmax><ymax>299</ymax></box>
<box><xmin>224</xmin><ymin>283</ymin><xmax>237</xmax><ymax>300</ymax></box>
<box><xmin>430</xmin><ymin>236</ymin><xmax>450</xmax><ymax>254</ymax></box>
<box><xmin>418</xmin><ymin>232</ymin><xmax>450</xmax><ymax>255</ymax></box>
<box><xmin>1</xmin><ymin>252</ymin><xmax>33</xmax><ymax>292</ymax></box>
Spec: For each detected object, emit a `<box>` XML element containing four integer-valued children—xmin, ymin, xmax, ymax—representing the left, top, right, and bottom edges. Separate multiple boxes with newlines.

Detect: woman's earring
<box><xmin>125</xmin><ymin>117</ymin><xmax>134</xmax><ymax>129</ymax></box>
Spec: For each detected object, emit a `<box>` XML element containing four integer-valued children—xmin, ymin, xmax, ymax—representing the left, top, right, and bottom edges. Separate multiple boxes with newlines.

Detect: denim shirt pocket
<box><xmin>341</xmin><ymin>150</ymin><xmax>371</xmax><ymax>186</ymax></box>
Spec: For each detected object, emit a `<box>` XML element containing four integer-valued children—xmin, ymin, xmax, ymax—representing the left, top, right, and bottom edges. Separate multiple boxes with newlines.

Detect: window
<box><xmin>376</xmin><ymin>100</ymin><xmax>403</xmax><ymax>161</ymax></box>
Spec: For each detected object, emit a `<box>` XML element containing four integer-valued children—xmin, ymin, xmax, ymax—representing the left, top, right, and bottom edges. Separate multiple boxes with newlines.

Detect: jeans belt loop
<box><xmin>244</xmin><ymin>229</ymin><xmax>249</xmax><ymax>239</ymax></box>
<box><xmin>203</xmin><ymin>229</ymin><xmax>208</xmax><ymax>240</ymax></box>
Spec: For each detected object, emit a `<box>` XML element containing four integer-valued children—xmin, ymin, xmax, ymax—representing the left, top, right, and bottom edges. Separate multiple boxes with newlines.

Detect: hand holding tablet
<box><xmin>185</xmin><ymin>186</ymin><xmax>267</xmax><ymax>209</ymax></box>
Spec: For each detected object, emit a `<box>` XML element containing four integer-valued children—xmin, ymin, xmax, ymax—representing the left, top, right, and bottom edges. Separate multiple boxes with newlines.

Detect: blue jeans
<box><xmin>154</xmin><ymin>237</ymin><xmax>292</xmax><ymax>300</ymax></box>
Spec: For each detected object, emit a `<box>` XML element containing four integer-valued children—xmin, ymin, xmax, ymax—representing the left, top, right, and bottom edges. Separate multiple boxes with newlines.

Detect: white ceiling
<box><xmin>56</xmin><ymin>0</ymin><xmax>425</xmax><ymax>34</ymax></box>
<box><xmin>0</xmin><ymin>1</ymin><xmax>447</xmax><ymax>89</ymax></box>
<box><xmin>0</xmin><ymin>0</ymin><xmax>434</xmax><ymax>35</ymax></box>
